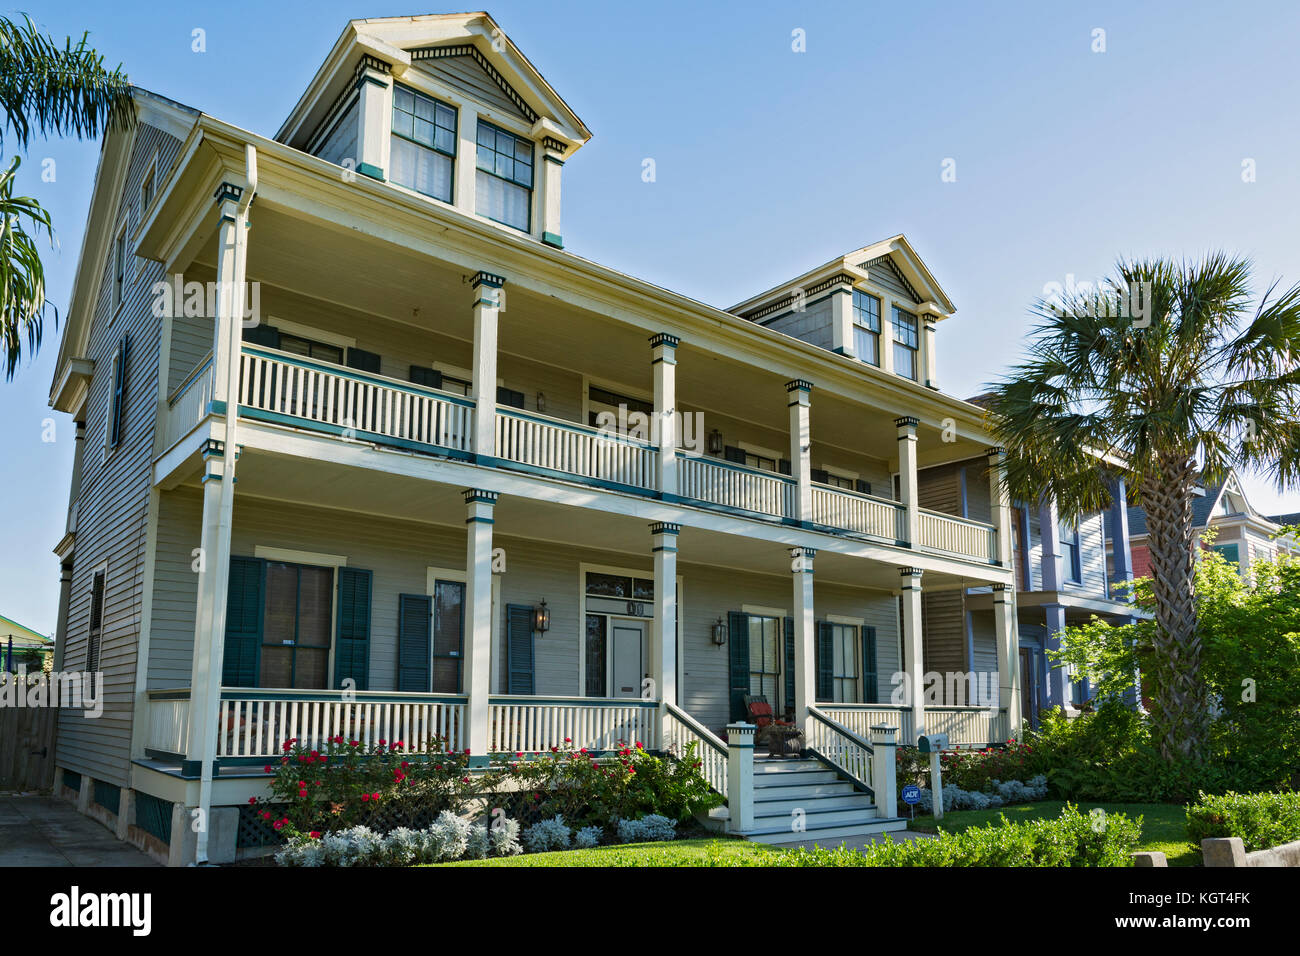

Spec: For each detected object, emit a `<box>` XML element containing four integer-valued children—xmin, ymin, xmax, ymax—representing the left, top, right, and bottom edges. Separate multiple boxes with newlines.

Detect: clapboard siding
<box><xmin>168</xmin><ymin>312</ymin><xmax>211</xmax><ymax>396</ymax></box>
<box><xmin>763</xmin><ymin>296</ymin><xmax>833</xmax><ymax>351</ymax></box>
<box><xmin>921</xmin><ymin>590</ymin><xmax>966</xmax><ymax>700</ymax></box>
<box><xmin>58</xmin><ymin>122</ymin><xmax>184</xmax><ymax>787</ymax></box>
<box><xmin>969</xmin><ymin>610</ymin><xmax>1000</xmax><ymax>685</ymax></box>
<box><xmin>414</xmin><ymin>55</ymin><xmax>530</xmax><ymax>120</ymax></box>
<box><xmin>147</xmin><ymin>490</ymin><xmax>902</xmax><ymax>734</ymax></box>
<box><xmin>857</xmin><ymin>255</ymin><xmax>919</xmax><ymax>304</ymax></box>
<box><xmin>918</xmin><ymin>461</ymin><xmax>962</xmax><ymax>514</ymax></box>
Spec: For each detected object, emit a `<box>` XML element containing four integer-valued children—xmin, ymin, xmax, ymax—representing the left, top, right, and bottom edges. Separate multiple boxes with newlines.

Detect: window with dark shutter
<box><xmin>505</xmin><ymin>604</ymin><xmax>535</xmax><ymax>695</ymax></box>
<box><xmin>409</xmin><ymin>366</ymin><xmax>443</xmax><ymax>389</ymax></box>
<box><xmin>727</xmin><ymin>610</ymin><xmax>750</xmax><ymax>722</ymax></box>
<box><xmin>222</xmin><ymin>557</ymin><xmax>264</xmax><ymax>687</ymax></box>
<box><xmin>431</xmin><ymin>580</ymin><xmax>465</xmax><ymax>693</ymax></box>
<box><xmin>861</xmin><ymin>626</ymin><xmax>879</xmax><ymax>703</ymax></box>
<box><xmin>86</xmin><ymin>571</ymin><xmax>105</xmax><ymax>682</ymax></box>
<box><xmin>815</xmin><ymin>621</ymin><xmax>834</xmax><ymax>701</ymax></box>
<box><xmin>496</xmin><ymin>386</ymin><xmax>525</xmax><ymax>409</ymax></box>
<box><xmin>396</xmin><ymin>594</ymin><xmax>432</xmax><ymax>692</ymax></box>
<box><xmin>109</xmin><ymin>336</ymin><xmax>129</xmax><ymax>448</ymax></box>
<box><xmin>334</xmin><ymin>568</ymin><xmax>372</xmax><ymax>690</ymax></box>
<box><xmin>345</xmin><ymin>347</ymin><xmax>382</xmax><ymax>374</ymax></box>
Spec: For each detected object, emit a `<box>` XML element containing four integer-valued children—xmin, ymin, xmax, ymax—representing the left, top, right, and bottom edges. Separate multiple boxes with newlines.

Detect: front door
<box><xmin>1019</xmin><ymin>647</ymin><xmax>1037</xmax><ymax>727</ymax></box>
<box><xmin>611</xmin><ymin>619</ymin><xmax>647</xmax><ymax>698</ymax></box>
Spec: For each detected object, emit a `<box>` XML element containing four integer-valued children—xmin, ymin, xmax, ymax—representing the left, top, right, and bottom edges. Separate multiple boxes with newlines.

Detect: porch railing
<box><xmin>661</xmin><ymin>701</ymin><xmax>728</xmax><ymax>797</ymax></box>
<box><xmin>216</xmin><ymin>689</ymin><xmax>467</xmax><ymax>758</ymax></box>
<box><xmin>239</xmin><ymin>345</ymin><xmax>474</xmax><ymax>455</ymax></box>
<box><xmin>917</xmin><ymin>508</ymin><xmax>997</xmax><ymax>563</ymax></box>
<box><xmin>817</xmin><ymin>704</ymin><xmax>915</xmax><ymax>744</ymax></box>
<box><xmin>495</xmin><ymin>408</ymin><xmax>657</xmax><ymax>491</ymax></box>
<box><xmin>144</xmin><ymin>688</ymin><xmax>192</xmax><ymax>758</ymax></box>
<box><xmin>925</xmin><ymin>705</ymin><xmax>1009</xmax><ymax>747</ymax></box>
<box><xmin>678</xmin><ymin>454</ymin><xmax>795</xmax><ymax>520</ymax></box>
<box><xmin>811</xmin><ymin>484</ymin><xmax>906</xmax><ymax>542</ymax></box>
<box><xmin>163</xmin><ymin>356</ymin><xmax>214</xmax><ymax>451</ymax></box>
<box><xmin>488</xmin><ymin>696</ymin><xmax>658</xmax><ymax>754</ymax></box>
<box><xmin>806</xmin><ymin>706</ymin><xmax>874</xmax><ymax>795</ymax></box>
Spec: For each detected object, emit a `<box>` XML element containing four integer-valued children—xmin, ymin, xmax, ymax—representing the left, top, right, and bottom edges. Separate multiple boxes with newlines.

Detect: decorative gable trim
<box><xmin>741</xmin><ymin>272</ymin><xmax>857</xmax><ymax>323</ymax></box>
<box><xmin>409</xmin><ymin>44</ymin><xmax>538</xmax><ymax>124</ymax></box>
<box><xmin>858</xmin><ymin>255</ymin><xmax>923</xmax><ymax>304</ymax></box>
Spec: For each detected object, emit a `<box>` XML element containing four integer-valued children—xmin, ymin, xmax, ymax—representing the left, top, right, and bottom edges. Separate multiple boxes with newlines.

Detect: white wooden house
<box><xmin>47</xmin><ymin>12</ymin><xmax>1029</xmax><ymax>863</ymax></box>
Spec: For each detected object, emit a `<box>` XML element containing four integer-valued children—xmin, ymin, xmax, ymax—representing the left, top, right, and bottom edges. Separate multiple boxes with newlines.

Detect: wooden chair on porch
<box><xmin>743</xmin><ymin>693</ymin><xmax>775</xmax><ymax>730</ymax></box>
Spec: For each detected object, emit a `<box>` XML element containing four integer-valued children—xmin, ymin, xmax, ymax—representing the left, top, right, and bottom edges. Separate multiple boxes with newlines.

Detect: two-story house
<box><xmin>46</xmin><ymin>12</ymin><xmax>1024</xmax><ymax>863</ymax></box>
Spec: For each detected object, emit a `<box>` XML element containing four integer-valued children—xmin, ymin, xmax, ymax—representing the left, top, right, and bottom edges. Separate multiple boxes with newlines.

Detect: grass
<box><xmin>906</xmin><ymin>800</ymin><xmax>1200</xmax><ymax>866</ymax></box>
<box><xmin>435</xmin><ymin>837</ymin><xmax>778</xmax><ymax>867</ymax></box>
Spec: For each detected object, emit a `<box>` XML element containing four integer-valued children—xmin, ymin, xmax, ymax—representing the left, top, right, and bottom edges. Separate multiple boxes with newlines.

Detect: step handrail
<box><xmin>806</xmin><ymin>705</ymin><xmax>875</xmax><ymax>798</ymax></box>
<box><xmin>662</xmin><ymin>701</ymin><xmax>728</xmax><ymax>798</ymax></box>
<box><xmin>663</xmin><ymin>701</ymin><xmax>728</xmax><ymax>758</ymax></box>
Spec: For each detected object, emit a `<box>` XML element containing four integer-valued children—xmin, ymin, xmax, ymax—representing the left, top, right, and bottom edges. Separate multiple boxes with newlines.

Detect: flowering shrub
<box><xmin>254</xmin><ymin>734</ymin><xmax>493</xmax><ymax>836</ymax></box>
<box><xmin>500</xmin><ymin>739</ymin><xmax>720</xmax><ymax>828</ymax></box>
<box><xmin>275</xmin><ymin>810</ymin><xmax>523</xmax><ymax>866</ymax></box>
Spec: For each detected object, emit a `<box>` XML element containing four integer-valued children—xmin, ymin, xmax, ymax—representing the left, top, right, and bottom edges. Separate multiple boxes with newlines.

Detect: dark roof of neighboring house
<box><xmin>1268</xmin><ymin>512</ymin><xmax>1300</xmax><ymax>527</ymax></box>
<box><xmin>964</xmin><ymin>393</ymin><xmax>995</xmax><ymax>410</ymax></box>
<box><xmin>1106</xmin><ymin>483</ymin><xmax>1226</xmax><ymax>539</ymax></box>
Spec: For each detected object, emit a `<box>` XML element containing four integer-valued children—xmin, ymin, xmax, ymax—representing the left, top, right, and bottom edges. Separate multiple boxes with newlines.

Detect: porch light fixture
<box><xmin>707</xmin><ymin>428</ymin><xmax>724</xmax><ymax>455</ymax></box>
<box><xmin>711</xmin><ymin>617</ymin><xmax>727</xmax><ymax>646</ymax></box>
<box><xmin>533</xmin><ymin>600</ymin><xmax>550</xmax><ymax>636</ymax></box>
<box><xmin>536</xmin><ymin>391</ymin><xmax>547</xmax><ymax>413</ymax></box>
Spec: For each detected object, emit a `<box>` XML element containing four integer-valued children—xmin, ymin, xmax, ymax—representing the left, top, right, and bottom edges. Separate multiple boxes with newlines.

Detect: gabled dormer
<box><xmin>276</xmin><ymin>13</ymin><xmax>591</xmax><ymax>247</ymax></box>
<box><xmin>730</xmin><ymin>235</ymin><xmax>955</xmax><ymax>390</ymax></box>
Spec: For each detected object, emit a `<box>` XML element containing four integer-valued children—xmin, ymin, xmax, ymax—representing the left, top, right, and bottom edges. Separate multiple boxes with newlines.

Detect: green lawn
<box><xmin>435</xmin><ymin>837</ymin><xmax>777</xmax><ymax>867</ymax></box>
<box><xmin>906</xmin><ymin>800</ymin><xmax>1200</xmax><ymax>866</ymax></box>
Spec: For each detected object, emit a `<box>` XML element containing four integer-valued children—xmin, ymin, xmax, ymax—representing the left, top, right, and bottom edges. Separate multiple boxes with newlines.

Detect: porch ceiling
<box><xmin>188</xmin><ymin>443</ymin><xmax>979</xmax><ymax>592</ymax></box>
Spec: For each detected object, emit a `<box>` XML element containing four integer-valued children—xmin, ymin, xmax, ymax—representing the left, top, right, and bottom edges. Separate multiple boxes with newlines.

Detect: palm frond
<box><xmin>0</xmin><ymin>155</ymin><xmax>56</xmax><ymax>379</ymax></box>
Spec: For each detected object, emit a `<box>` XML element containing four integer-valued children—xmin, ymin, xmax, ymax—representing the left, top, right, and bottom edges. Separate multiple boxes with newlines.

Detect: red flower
<box><xmin>248</xmin><ymin>797</ymin><xmax>257</xmax><ymax>804</ymax></box>
<box><xmin>462</xmin><ymin>776</ymin><xmax>470</xmax><ymax>783</ymax></box>
<box><xmin>371</xmin><ymin>792</ymin><xmax>380</xmax><ymax>801</ymax></box>
<box><xmin>349</xmin><ymin>740</ymin><xmax>360</xmax><ymax>747</ymax></box>
<box><xmin>263</xmin><ymin>765</ymin><xmax>272</xmax><ymax>774</ymax></box>
<box><xmin>378</xmin><ymin>739</ymin><xmax>387</xmax><ymax>745</ymax></box>
<box><xmin>309</xmin><ymin>831</ymin><xmax>321</xmax><ymax>840</ymax></box>
<box><xmin>272</xmin><ymin>819</ymin><xmax>285</xmax><ymax>830</ymax></box>
<box><xmin>401</xmin><ymin>761</ymin><xmax>410</xmax><ymax>769</ymax></box>
<box><xmin>261</xmin><ymin>811</ymin><xmax>272</xmax><ymax>820</ymax></box>
<box><xmin>298</xmin><ymin>789</ymin><xmax>308</xmax><ymax>798</ymax></box>
<box><xmin>464</xmin><ymin>748</ymin><xmax>471</xmax><ymax>755</ymax></box>
<box><xmin>361</xmin><ymin>793</ymin><xmax>370</xmax><ymax>802</ymax></box>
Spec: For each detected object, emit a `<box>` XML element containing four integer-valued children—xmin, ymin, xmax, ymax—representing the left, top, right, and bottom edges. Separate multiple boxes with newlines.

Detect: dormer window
<box><xmin>892</xmin><ymin>306</ymin><xmax>919</xmax><ymax>380</ymax></box>
<box><xmin>475</xmin><ymin>120</ymin><xmax>533</xmax><ymax>231</ymax></box>
<box><xmin>852</xmin><ymin>291</ymin><xmax>881</xmax><ymax>366</ymax></box>
<box><xmin>390</xmin><ymin>85</ymin><xmax>457</xmax><ymax>203</ymax></box>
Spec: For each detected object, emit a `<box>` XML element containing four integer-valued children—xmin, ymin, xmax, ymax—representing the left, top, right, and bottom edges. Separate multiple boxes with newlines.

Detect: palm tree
<box><xmin>1</xmin><ymin>13</ymin><xmax>134</xmax><ymax>378</ymax></box>
<box><xmin>984</xmin><ymin>254</ymin><xmax>1300</xmax><ymax>762</ymax></box>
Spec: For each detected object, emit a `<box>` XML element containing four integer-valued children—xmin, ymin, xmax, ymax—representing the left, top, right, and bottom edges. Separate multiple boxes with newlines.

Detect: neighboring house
<box><xmin>0</xmin><ymin>614</ymin><xmax>54</xmax><ymax>672</ymax></box>
<box><xmin>46</xmin><ymin>11</ymin><xmax>1024</xmax><ymax>862</ymax></box>
<box><xmin>1107</xmin><ymin>467</ymin><xmax>1299</xmax><ymax>582</ymax></box>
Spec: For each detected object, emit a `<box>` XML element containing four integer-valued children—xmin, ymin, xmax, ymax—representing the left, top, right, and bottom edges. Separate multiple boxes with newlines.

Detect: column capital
<box><xmin>463</xmin><ymin>489</ymin><xmax>500</xmax><ymax>506</ymax></box>
<box><xmin>899</xmin><ymin>565</ymin><xmax>923</xmax><ymax>580</ymax></box>
<box><xmin>985</xmin><ymin>445</ymin><xmax>1007</xmax><ymax>460</ymax></box>
<box><xmin>895</xmin><ymin>416</ymin><xmax>920</xmax><ymax>431</ymax></box>
<box><xmin>471</xmin><ymin>271</ymin><xmax>506</xmax><ymax>290</ymax></box>
<box><xmin>354</xmin><ymin>53</ymin><xmax>393</xmax><ymax>88</ymax></box>
<box><xmin>790</xmin><ymin>546</ymin><xmax>816</xmax><ymax>572</ymax></box>
<box><xmin>648</xmin><ymin>332</ymin><xmax>680</xmax><ymax>350</ymax></box>
<box><xmin>786</xmin><ymin>378</ymin><xmax>814</xmax><ymax>394</ymax></box>
<box><xmin>649</xmin><ymin>521</ymin><xmax>680</xmax><ymax>536</ymax></box>
<box><xmin>212</xmin><ymin>182</ymin><xmax>243</xmax><ymax>207</ymax></box>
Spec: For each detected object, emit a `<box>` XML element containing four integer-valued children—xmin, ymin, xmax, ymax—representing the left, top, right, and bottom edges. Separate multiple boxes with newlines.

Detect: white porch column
<box><xmin>993</xmin><ymin>584</ymin><xmax>1022</xmax><ymax>738</ymax></box>
<box><xmin>537</xmin><ymin>135</ymin><xmax>567</xmax><ymax>247</ymax></box>
<box><xmin>725</xmin><ymin>723</ymin><xmax>755</xmax><ymax>833</ymax></box>
<box><xmin>1108</xmin><ymin>475</ymin><xmax>1134</xmax><ymax>596</ymax></box>
<box><xmin>899</xmin><ymin>565</ymin><xmax>925</xmax><ymax>743</ymax></box>
<box><xmin>650</xmin><ymin>334</ymin><xmax>679</xmax><ymax>498</ymax></box>
<box><xmin>895</xmin><ymin>416</ymin><xmax>920</xmax><ymax>547</ymax></box>
<box><xmin>987</xmin><ymin>447</ymin><xmax>1022</xmax><ymax>737</ymax></box>
<box><xmin>650</xmin><ymin>522</ymin><xmax>679</xmax><ymax>710</ymax></box>
<box><xmin>463</xmin><ymin>489</ymin><xmax>498</xmax><ymax>765</ymax></box>
<box><xmin>786</xmin><ymin>379</ymin><xmax>813</xmax><ymax>523</ymax></box>
<box><xmin>869</xmin><ymin>724</ymin><xmax>899</xmax><ymax>818</ymax></box>
<box><xmin>919</xmin><ymin>308</ymin><xmax>940</xmax><ymax>389</ymax></box>
<box><xmin>470</xmin><ymin>271</ymin><xmax>505</xmax><ymax>459</ymax></box>
<box><xmin>192</xmin><ymin>177</ymin><xmax>252</xmax><ymax>864</ymax></box>
<box><xmin>790</xmin><ymin>546</ymin><xmax>816</xmax><ymax>732</ymax></box>
<box><xmin>354</xmin><ymin>55</ymin><xmax>393</xmax><ymax>182</ymax></box>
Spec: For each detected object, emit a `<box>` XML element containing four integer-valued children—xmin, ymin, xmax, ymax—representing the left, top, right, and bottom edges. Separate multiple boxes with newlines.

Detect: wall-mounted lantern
<box><xmin>533</xmin><ymin>599</ymin><xmax>550</xmax><ymax>636</ymax></box>
<box><xmin>711</xmin><ymin>617</ymin><xmax>728</xmax><ymax>646</ymax></box>
<box><xmin>707</xmin><ymin>428</ymin><xmax>724</xmax><ymax>455</ymax></box>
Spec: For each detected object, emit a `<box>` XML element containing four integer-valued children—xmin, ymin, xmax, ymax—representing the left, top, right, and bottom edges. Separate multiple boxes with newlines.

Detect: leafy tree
<box><xmin>0</xmin><ymin>13</ymin><xmax>134</xmax><ymax>378</ymax></box>
<box><xmin>984</xmin><ymin>256</ymin><xmax>1300</xmax><ymax>762</ymax></box>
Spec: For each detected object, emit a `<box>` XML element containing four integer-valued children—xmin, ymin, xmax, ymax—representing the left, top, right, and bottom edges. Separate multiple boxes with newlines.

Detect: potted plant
<box><xmin>759</xmin><ymin>720</ymin><xmax>804</xmax><ymax>758</ymax></box>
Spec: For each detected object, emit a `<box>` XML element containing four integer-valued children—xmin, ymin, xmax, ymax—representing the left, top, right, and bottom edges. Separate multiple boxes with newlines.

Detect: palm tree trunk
<box><xmin>1139</xmin><ymin>453</ymin><xmax>1206</xmax><ymax>761</ymax></box>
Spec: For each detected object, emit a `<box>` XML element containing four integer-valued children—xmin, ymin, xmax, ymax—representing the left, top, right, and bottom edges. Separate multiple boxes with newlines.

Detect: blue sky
<box><xmin>5</xmin><ymin>0</ymin><xmax>1300</xmax><ymax>634</ymax></box>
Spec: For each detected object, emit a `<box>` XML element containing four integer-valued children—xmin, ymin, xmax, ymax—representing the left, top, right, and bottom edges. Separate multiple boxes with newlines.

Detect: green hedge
<box><xmin>769</xmin><ymin>805</ymin><xmax>1141</xmax><ymax>867</ymax></box>
<box><xmin>1186</xmin><ymin>790</ymin><xmax>1300</xmax><ymax>853</ymax></box>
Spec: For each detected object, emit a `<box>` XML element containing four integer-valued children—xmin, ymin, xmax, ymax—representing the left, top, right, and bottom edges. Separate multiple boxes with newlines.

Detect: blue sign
<box><xmin>901</xmin><ymin>784</ymin><xmax>921</xmax><ymax>805</ymax></box>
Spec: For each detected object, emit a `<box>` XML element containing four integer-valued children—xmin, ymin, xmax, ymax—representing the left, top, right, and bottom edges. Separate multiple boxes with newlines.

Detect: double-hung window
<box><xmin>830</xmin><ymin>623</ymin><xmax>859</xmax><ymax>703</ymax></box>
<box><xmin>747</xmin><ymin>615</ymin><xmax>782</xmax><ymax>706</ymax></box>
<box><xmin>852</xmin><ymin>291</ymin><xmax>881</xmax><ymax>366</ymax></box>
<box><xmin>260</xmin><ymin>561</ymin><xmax>334</xmax><ymax>690</ymax></box>
<box><xmin>113</xmin><ymin>227</ymin><xmax>128</xmax><ymax>310</ymax></box>
<box><xmin>1059</xmin><ymin>519</ymin><xmax>1082</xmax><ymax>583</ymax></box>
<box><xmin>390</xmin><ymin>85</ymin><xmax>457</xmax><ymax>203</ymax></box>
<box><xmin>476</xmin><ymin>121</ymin><xmax>533</xmax><ymax>231</ymax></box>
<box><xmin>431</xmin><ymin>579</ymin><xmax>465</xmax><ymax>693</ymax></box>
<box><xmin>278</xmin><ymin>332</ymin><xmax>344</xmax><ymax>365</ymax></box>
<box><xmin>892</xmin><ymin>306</ymin><xmax>919</xmax><ymax>380</ymax></box>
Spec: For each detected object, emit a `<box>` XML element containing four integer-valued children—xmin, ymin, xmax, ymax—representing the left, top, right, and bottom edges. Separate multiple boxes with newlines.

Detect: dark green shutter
<box><xmin>861</xmin><ymin>626</ymin><xmax>878</xmax><ymax>704</ymax></box>
<box><xmin>815</xmin><ymin>621</ymin><xmax>834</xmax><ymax>701</ymax></box>
<box><xmin>783</xmin><ymin>617</ymin><xmax>795</xmax><ymax>711</ymax></box>
<box><xmin>723</xmin><ymin>446</ymin><xmax>746</xmax><ymax>465</ymax></box>
<box><xmin>244</xmin><ymin>323</ymin><xmax>280</xmax><ymax>348</ymax></box>
<box><xmin>810</xmin><ymin>468</ymin><xmax>830</xmax><ymax>485</ymax></box>
<box><xmin>778</xmin><ymin>459</ymin><xmax>792</xmax><ymax>476</ymax></box>
<box><xmin>410</xmin><ymin>365</ymin><xmax>442</xmax><ymax>389</ymax></box>
<box><xmin>222</xmin><ymin>556</ymin><xmax>263</xmax><ymax>687</ymax></box>
<box><xmin>110</xmin><ymin>336</ymin><xmax>129</xmax><ymax>447</ymax></box>
<box><xmin>855</xmin><ymin>479</ymin><xmax>872</xmax><ymax>495</ymax></box>
<box><xmin>396</xmin><ymin>594</ymin><xmax>431</xmax><ymax>692</ymax></box>
<box><xmin>506</xmin><ymin>604</ymin><xmax>535</xmax><ymax>695</ymax></box>
<box><xmin>496</xmin><ymin>386</ymin><xmax>525</xmax><ymax>408</ymax></box>
<box><xmin>346</xmin><ymin>347</ymin><xmax>382</xmax><ymax>373</ymax></box>
<box><xmin>334</xmin><ymin>568</ymin><xmax>372</xmax><ymax>690</ymax></box>
<box><xmin>727</xmin><ymin>611</ymin><xmax>749</xmax><ymax>721</ymax></box>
